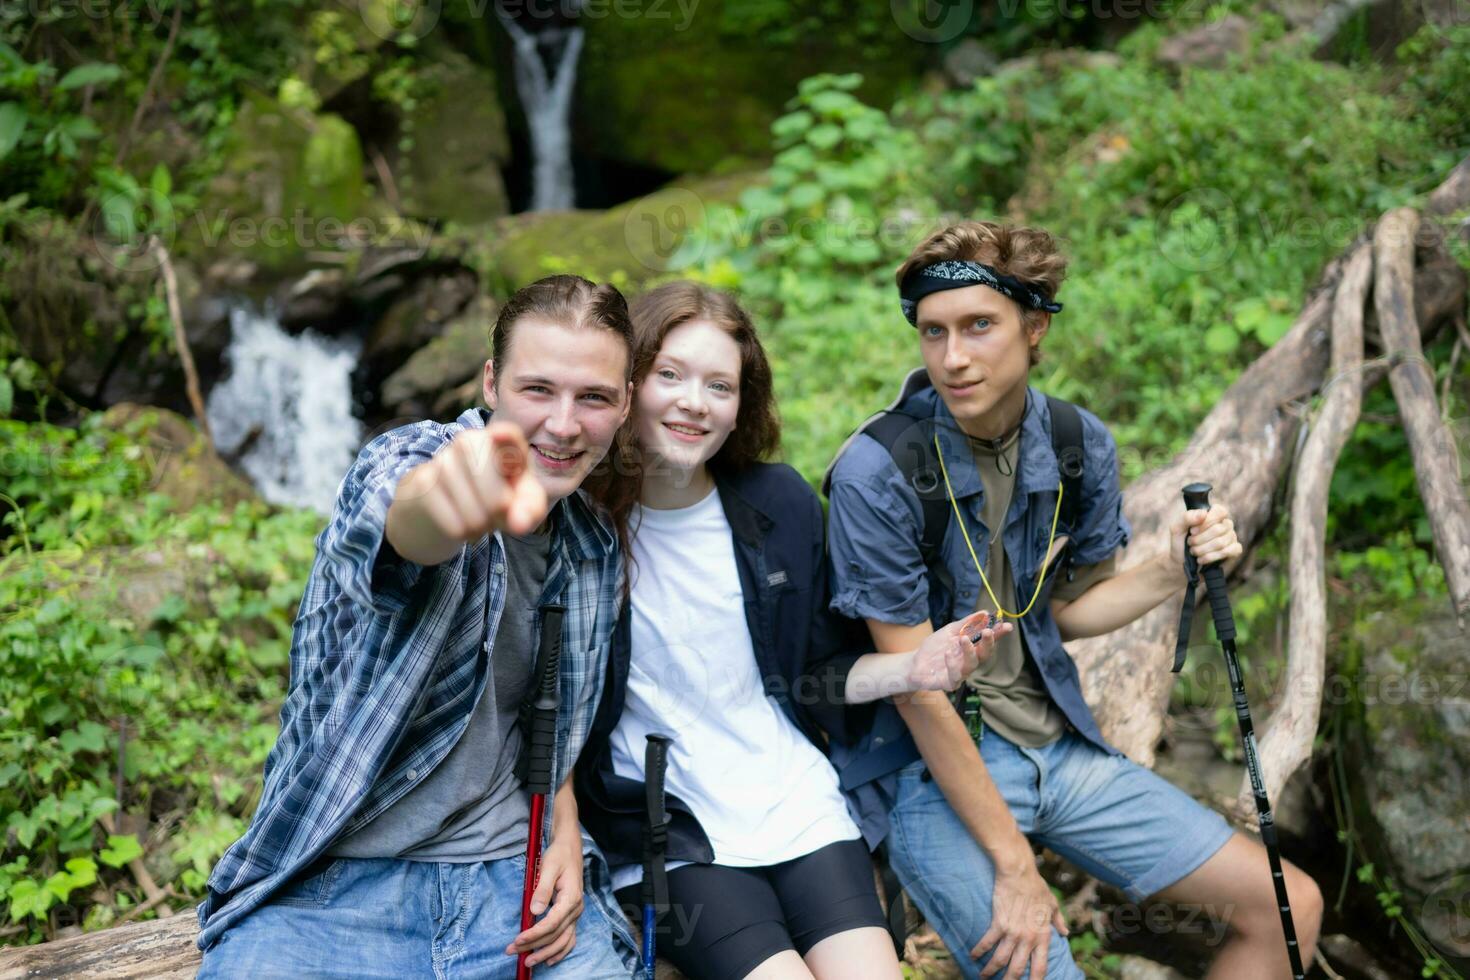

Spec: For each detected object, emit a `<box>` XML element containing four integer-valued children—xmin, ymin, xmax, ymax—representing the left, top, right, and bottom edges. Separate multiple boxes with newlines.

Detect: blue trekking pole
<box><xmin>641</xmin><ymin>733</ymin><xmax>672</xmax><ymax>979</ymax></box>
<box><xmin>1173</xmin><ymin>483</ymin><xmax>1305</xmax><ymax>980</ymax></box>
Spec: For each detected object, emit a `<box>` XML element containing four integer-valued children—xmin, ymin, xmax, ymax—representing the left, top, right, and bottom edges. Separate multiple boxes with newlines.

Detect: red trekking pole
<box><xmin>517</xmin><ymin>603</ymin><xmax>565</xmax><ymax>980</ymax></box>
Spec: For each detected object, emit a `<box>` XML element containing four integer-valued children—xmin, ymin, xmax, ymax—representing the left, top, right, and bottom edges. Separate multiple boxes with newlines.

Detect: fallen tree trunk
<box><xmin>1372</xmin><ymin>208</ymin><xmax>1470</xmax><ymax>619</ymax></box>
<box><xmin>1239</xmin><ymin>243</ymin><xmax>1372</xmax><ymax>813</ymax></box>
<box><xmin>1075</xmin><ymin>158</ymin><xmax>1470</xmax><ymax>766</ymax></box>
<box><xmin>0</xmin><ymin>915</ymin><xmax>199</xmax><ymax>980</ymax></box>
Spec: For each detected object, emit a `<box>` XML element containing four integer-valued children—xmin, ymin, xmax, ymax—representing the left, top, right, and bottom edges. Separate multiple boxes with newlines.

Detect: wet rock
<box><xmin>358</xmin><ymin>266</ymin><xmax>478</xmax><ymax>399</ymax></box>
<box><xmin>379</xmin><ymin>295</ymin><xmax>498</xmax><ymax>419</ymax></box>
<box><xmin>277</xmin><ymin>267</ymin><xmax>353</xmax><ymax>335</ymax></box>
<box><xmin>1344</xmin><ymin>602</ymin><xmax>1470</xmax><ymax>966</ymax></box>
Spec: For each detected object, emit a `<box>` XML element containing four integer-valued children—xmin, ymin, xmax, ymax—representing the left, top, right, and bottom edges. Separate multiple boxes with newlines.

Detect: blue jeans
<box><xmin>197</xmin><ymin>854</ymin><xmax>636</xmax><ymax>979</ymax></box>
<box><xmin>886</xmin><ymin>729</ymin><xmax>1234</xmax><ymax>980</ymax></box>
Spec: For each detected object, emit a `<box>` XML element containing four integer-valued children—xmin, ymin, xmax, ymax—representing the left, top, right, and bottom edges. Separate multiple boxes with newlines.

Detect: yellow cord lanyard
<box><xmin>933</xmin><ymin>431</ymin><xmax>1065</xmax><ymax>624</ymax></box>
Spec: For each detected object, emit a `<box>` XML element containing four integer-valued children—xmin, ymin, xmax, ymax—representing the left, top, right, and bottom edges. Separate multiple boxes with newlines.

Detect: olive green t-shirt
<box><xmin>965</xmin><ymin>426</ymin><xmax>1117</xmax><ymax>747</ymax></box>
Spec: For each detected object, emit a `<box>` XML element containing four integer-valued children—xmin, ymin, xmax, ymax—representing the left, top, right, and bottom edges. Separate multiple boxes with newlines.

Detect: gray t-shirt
<box><xmin>327</xmin><ymin>526</ymin><xmax>552</xmax><ymax>862</ymax></box>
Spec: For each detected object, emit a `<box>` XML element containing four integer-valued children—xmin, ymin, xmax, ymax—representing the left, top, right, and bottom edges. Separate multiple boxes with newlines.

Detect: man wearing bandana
<box><xmin>824</xmin><ymin>221</ymin><xmax>1323</xmax><ymax>979</ymax></box>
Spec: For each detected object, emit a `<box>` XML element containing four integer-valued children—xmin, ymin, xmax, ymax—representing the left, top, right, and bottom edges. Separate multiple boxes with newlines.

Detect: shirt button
<box><xmin>406</xmin><ymin>769</ymin><xmax>419</xmax><ymax>781</ymax></box>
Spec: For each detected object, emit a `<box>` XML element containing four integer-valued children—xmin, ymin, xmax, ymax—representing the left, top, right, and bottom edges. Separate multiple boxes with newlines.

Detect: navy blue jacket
<box><xmin>575</xmin><ymin>462</ymin><xmax>875</xmax><ymax>873</ymax></box>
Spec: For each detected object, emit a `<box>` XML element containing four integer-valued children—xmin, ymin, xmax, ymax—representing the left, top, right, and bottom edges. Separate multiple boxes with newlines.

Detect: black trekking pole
<box><xmin>641</xmin><ymin>733</ymin><xmax>673</xmax><ymax>980</ymax></box>
<box><xmin>517</xmin><ymin>604</ymin><xmax>565</xmax><ymax>980</ymax></box>
<box><xmin>1173</xmin><ymin>483</ymin><xmax>1305</xmax><ymax>980</ymax></box>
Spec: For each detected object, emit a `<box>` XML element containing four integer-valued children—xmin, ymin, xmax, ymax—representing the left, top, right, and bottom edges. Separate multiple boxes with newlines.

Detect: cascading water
<box><xmin>206</xmin><ymin>305</ymin><xmax>363</xmax><ymax>515</ymax></box>
<box><xmin>497</xmin><ymin>3</ymin><xmax>584</xmax><ymax>211</ymax></box>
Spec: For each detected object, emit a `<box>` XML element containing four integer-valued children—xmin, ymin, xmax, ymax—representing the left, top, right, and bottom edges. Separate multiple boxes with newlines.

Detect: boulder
<box><xmin>380</xmin><ymin>295</ymin><xmax>499</xmax><ymax>419</ymax></box>
<box><xmin>191</xmin><ymin>93</ymin><xmax>384</xmax><ymax>271</ymax></box>
<box><xmin>388</xmin><ymin>45</ymin><xmax>511</xmax><ymax>225</ymax></box>
<box><xmin>1343</xmin><ymin>600</ymin><xmax>1470</xmax><ymax>966</ymax></box>
<box><xmin>276</xmin><ymin>267</ymin><xmax>353</xmax><ymax>335</ymax></box>
<box><xmin>462</xmin><ymin>170</ymin><xmax>764</xmax><ymax>292</ymax></box>
<box><xmin>359</xmin><ymin>266</ymin><xmax>478</xmax><ymax>396</ymax></box>
<box><xmin>1156</xmin><ymin>15</ymin><xmax>1252</xmax><ymax>70</ymax></box>
<box><xmin>0</xmin><ymin>219</ymin><xmax>229</xmax><ymax>416</ymax></box>
<box><xmin>97</xmin><ymin>404</ymin><xmax>257</xmax><ymax>514</ymax></box>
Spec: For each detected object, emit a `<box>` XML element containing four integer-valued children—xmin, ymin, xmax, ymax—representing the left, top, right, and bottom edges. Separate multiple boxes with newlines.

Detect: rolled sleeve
<box><xmin>1069</xmin><ymin>415</ymin><xmax>1132</xmax><ymax>566</ymax></box>
<box><xmin>317</xmin><ymin>423</ymin><xmax>448</xmax><ymax>616</ymax></box>
<box><xmin>825</xmin><ymin>439</ymin><xmax>930</xmax><ymax>627</ymax></box>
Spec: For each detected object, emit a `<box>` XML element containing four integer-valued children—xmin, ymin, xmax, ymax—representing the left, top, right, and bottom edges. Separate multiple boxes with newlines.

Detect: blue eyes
<box><xmin>656</xmin><ymin>368</ymin><xmax>732</xmax><ymax>394</ymax></box>
<box><xmin>924</xmin><ymin>319</ymin><xmax>991</xmax><ymax>337</ymax></box>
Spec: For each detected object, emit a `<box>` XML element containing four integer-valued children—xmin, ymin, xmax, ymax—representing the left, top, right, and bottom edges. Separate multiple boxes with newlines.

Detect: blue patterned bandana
<box><xmin>899</xmin><ymin>260</ymin><xmax>1063</xmax><ymax>326</ymax></box>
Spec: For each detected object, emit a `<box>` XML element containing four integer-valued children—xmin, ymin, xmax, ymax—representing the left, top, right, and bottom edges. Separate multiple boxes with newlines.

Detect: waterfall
<box><xmin>497</xmin><ymin>4</ymin><xmax>584</xmax><ymax>211</ymax></box>
<box><xmin>206</xmin><ymin>305</ymin><xmax>363</xmax><ymax>515</ymax></box>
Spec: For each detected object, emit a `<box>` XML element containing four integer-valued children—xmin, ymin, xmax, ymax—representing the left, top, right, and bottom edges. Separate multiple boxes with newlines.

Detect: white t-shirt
<box><xmin>608</xmin><ymin>486</ymin><xmax>860</xmax><ymax>891</ymax></box>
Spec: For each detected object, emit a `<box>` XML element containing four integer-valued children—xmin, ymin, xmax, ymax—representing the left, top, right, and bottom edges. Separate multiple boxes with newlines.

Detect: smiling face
<box><xmin>635</xmin><ymin>319</ymin><xmax>742</xmax><ymax>476</ymax></box>
<box><xmin>915</xmin><ymin>284</ymin><xmax>1048</xmax><ymax>440</ymax></box>
<box><xmin>483</xmin><ymin>318</ymin><xmax>631</xmax><ymax>503</ymax></box>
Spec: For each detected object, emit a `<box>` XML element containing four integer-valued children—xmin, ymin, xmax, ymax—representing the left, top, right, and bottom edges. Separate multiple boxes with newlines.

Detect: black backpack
<box><xmin>822</xmin><ymin>367</ymin><xmax>1088</xmax><ymax>587</ymax></box>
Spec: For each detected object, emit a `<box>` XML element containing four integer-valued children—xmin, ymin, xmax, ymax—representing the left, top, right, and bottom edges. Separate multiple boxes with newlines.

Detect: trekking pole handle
<box><xmin>1181</xmin><ymin>483</ymin><xmax>1235</xmax><ymax>644</ymax></box>
<box><xmin>641</xmin><ymin>734</ymin><xmax>672</xmax><ymax>909</ymax></box>
<box><xmin>644</xmin><ymin>735</ymin><xmax>671</xmax><ymax>825</ymax></box>
<box><xmin>523</xmin><ymin>604</ymin><xmax>565</xmax><ymax>796</ymax></box>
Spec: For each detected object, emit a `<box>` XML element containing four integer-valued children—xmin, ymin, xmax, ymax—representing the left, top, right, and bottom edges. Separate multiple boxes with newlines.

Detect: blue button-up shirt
<box><xmin>824</xmin><ymin>382</ymin><xmax>1131</xmax><ymax>843</ymax></box>
<box><xmin>197</xmin><ymin>407</ymin><xmax>629</xmax><ymax>957</ymax></box>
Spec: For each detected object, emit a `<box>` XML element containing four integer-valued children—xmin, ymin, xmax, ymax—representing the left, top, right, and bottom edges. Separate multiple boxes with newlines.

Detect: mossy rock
<box><xmin>574</xmin><ymin>1</ymin><xmax>927</xmax><ymax>175</ymax></box>
<box><xmin>454</xmin><ymin>170</ymin><xmax>764</xmax><ymax>294</ymax></box>
<box><xmin>1339</xmin><ymin>599</ymin><xmax>1470</xmax><ymax>964</ymax></box>
<box><xmin>191</xmin><ymin>93</ymin><xmax>386</xmax><ymax>271</ymax></box>
<box><xmin>98</xmin><ymin>404</ymin><xmax>258</xmax><ymax>514</ymax></box>
<box><xmin>390</xmin><ymin>44</ymin><xmax>511</xmax><ymax>224</ymax></box>
<box><xmin>380</xmin><ymin>295</ymin><xmax>499</xmax><ymax>418</ymax></box>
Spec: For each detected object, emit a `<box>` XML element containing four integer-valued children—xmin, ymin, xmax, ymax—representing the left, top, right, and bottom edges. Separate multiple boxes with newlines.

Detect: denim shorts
<box><xmin>886</xmin><ymin>728</ymin><xmax>1234</xmax><ymax>980</ymax></box>
<box><xmin>197</xmin><ymin>853</ymin><xmax>636</xmax><ymax>979</ymax></box>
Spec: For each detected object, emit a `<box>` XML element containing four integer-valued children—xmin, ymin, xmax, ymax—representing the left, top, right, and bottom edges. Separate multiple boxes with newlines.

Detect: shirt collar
<box><xmin>927</xmin><ymin>386</ymin><xmax>1059</xmax><ymax>499</ymax></box>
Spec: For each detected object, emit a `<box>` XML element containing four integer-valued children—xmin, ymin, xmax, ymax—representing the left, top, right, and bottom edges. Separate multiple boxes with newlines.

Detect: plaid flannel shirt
<box><xmin>196</xmin><ymin>407</ymin><xmax>625</xmax><ymax>954</ymax></box>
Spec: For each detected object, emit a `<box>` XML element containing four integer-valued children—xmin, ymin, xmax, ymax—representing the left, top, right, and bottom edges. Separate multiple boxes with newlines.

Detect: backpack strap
<box><xmin>1044</xmin><ymin>395</ymin><xmax>1087</xmax><ymax>575</ymax></box>
<box><xmin>859</xmin><ymin>411</ymin><xmax>950</xmax><ymax>575</ymax></box>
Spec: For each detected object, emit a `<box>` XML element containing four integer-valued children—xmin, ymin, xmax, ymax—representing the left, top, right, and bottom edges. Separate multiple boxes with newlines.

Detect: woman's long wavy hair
<box><xmin>597</xmin><ymin>281</ymin><xmax>781</xmax><ymax>560</ymax></box>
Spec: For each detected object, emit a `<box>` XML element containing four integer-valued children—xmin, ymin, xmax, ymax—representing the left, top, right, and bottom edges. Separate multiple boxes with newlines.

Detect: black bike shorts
<box><xmin>615</xmin><ymin>837</ymin><xmax>888</xmax><ymax>980</ymax></box>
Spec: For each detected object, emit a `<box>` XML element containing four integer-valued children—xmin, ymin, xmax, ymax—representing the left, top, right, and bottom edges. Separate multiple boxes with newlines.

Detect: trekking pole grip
<box><xmin>524</xmin><ymin>604</ymin><xmax>565</xmax><ymax>796</ymax></box>
<box><xmin>642</xmin><ymin>734</ymin><xmax>672</xmax><ymax>910</ymax></box>
<box><xmin>1181</xmin><ymin>483</ymin><xmax>1235</xmax><ymax>644</ymax></box>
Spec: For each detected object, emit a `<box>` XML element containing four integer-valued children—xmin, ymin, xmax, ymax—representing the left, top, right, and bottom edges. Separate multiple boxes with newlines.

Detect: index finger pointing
<box><xmin>485</xmin><ymin>422</ymin><xmax>530</xmax><ymax>478</ymax></box>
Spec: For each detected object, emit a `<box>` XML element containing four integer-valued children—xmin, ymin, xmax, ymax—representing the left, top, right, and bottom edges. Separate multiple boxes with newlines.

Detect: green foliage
<box><xmin>1067</xmin><ymin>927</ymin><xmax>1122</xmax><ymax>977</ymax></box>
<box><xmin>0</xmin><ymin>413</ymin><xmax>318</xmax><ymax>939</ymax></box>
<box><xmin>680</xmin><ymin>26</ymin><xmax>1468</xmax><ymax>492</ymax></box>
<box><xmin>0</xmin><ymin>41</ymin><xmax>121</xmax><ymax>207</ymax></box>
<box><xmin>1031</xmin><ymin>38</ymin><xmax>1434</xmax><ymax>467</ymax></box>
